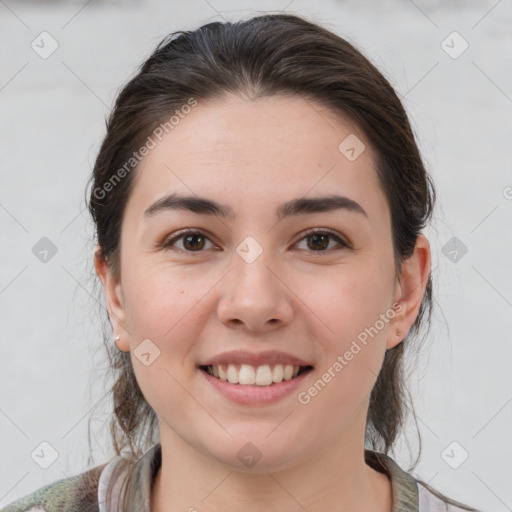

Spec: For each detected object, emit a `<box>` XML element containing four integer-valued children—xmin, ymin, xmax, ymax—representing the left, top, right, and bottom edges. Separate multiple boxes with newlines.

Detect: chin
<box><xmin>202</xmin><ymin>435</ymin><xmax>308</xmax><ymax>474</ymax></box>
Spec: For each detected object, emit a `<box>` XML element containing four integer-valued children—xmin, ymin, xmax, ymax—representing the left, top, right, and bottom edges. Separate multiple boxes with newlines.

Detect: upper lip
<box><xmin>200</xmin><ymin>350</ymin><xmax>313</xmax><ymax>368</ymax></box>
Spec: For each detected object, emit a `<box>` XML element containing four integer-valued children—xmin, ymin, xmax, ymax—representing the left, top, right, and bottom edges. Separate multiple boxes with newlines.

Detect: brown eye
<box><xmin>182</xmin><ymin>233</ymin><xmax>206</xmax><ymax>250</ymax></box>
<box><xmin>306</xmin><ymin>233</ymin><xmax>329</xmax><ymax>251</ymax></box>
<box><xmin>162</xmin><ymin>228</ymin><xmax>350</xmax><ymax>255</ymax></box>
<box><xmin>163</xmin><ymin>230</ymin><xmax>214</xmax><ymax>252</ymax></box>
<box><xmin>296</xmin><ymin>229</ymin><xmax>350</xmax><ymax>252</ymax></box>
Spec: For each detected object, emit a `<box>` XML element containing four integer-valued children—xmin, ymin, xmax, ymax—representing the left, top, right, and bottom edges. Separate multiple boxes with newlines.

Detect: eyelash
<box><xmin>161</xmin><ymin>228</ymin><xmax>351</xmax><ymax>255</ymax></box>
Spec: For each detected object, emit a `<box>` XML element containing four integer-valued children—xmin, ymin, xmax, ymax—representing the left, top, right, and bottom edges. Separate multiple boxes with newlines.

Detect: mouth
<box><xmin>199</xmin><ymin>363</ymin><xmax>314</xmax><ymax>386</ymax></box>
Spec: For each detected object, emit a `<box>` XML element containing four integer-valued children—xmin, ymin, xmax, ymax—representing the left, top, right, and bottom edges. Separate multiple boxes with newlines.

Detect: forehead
<box><xmin>125</xmin><ymin>93</ymin><xmax>387</xmax><ymax>224</ymax></box>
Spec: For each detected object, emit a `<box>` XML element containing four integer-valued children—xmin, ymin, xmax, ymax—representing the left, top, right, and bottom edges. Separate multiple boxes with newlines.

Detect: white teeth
<box><xmin>239</xmin><ymin>364</ymin><xmax>256</xmax><ymax>385</ymax></box>
<box><xmin>227</xmin><ymin>364</ymin><xmax>238</xmax><ymax>384</ymax></box>
<box><xmin>255</xmin><ymin>365</ymin><xmax>273</xmax><ymax>386</ymax></box>
<box><xmin>272</xmin><ymin>364</ymin><xmax>284</xmax><ymax>383</ymax></box>
<box><xmin>218</xmin><ymin>364</ymin><xmax>227</xmax><ymax>381</ymax></box>
<box><xmin>206</xmin><ymin>363</ymin><xmax>305</xmax><ymax>386</ymax></box>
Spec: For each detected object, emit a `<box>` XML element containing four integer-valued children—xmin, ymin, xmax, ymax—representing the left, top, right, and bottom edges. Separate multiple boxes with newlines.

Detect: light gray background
<box><xmin>1</xmin><ymin>0</ymin><xmax>511</xmax><ymax>510</ymax></box>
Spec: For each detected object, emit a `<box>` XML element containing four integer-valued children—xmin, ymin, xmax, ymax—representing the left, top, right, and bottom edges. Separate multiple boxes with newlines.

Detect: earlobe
<box><xmin>386</xmin><ymin>235</ymin><xmax>431</xmax><ymax>349</ymax></box>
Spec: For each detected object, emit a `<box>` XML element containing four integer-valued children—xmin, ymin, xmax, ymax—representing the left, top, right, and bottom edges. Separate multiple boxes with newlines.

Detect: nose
<box><xmin>216</xmin><ymin>249</ymin><xmax>293</xmax><ymax>333</ymax></box>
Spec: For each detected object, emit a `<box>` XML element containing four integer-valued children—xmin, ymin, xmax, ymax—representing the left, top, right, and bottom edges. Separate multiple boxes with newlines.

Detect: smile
<box><xmin>200</xmin><ymin>363</ymin><xmax>313</xmax><ymax>386</ymax></box>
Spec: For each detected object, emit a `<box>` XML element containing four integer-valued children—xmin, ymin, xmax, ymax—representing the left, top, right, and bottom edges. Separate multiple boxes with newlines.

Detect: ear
<box><xmin>94</xmin><ymin>245</ymin><xmax>130</xmax><ymax>352</ymax></box>
<box><xmin>387</xmin><ymin>234</ymin><xmax>431</xmax><ymax>349</ymax></box>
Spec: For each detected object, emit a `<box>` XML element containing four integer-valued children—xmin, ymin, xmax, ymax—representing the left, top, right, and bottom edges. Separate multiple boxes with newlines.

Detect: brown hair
<box><xmin>85</xmin><ymin>12</ymin><xmax>477</xmax><ymax>510</ymax></box>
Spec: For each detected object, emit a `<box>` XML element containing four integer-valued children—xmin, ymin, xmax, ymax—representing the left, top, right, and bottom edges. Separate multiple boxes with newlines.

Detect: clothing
<box><xmin>1</xmin><ymin>444</ymin><xmax>466</xmax><ymax>512</ymax></box>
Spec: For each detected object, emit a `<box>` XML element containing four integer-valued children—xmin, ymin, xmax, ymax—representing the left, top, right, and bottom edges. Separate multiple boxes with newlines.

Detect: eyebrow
<box><xmin>143</xmin><ymin>193</ymin><xmax>368</xmax><ymax>221</ymax></box>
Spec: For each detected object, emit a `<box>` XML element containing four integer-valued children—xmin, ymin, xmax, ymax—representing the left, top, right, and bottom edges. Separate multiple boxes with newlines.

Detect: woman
<box><xmin>2</xmin><ymin>13</ymin><xmax>479</xmax><ymax>512</ymax></box>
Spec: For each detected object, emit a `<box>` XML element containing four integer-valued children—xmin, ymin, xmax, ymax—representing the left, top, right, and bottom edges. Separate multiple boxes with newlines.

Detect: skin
<box><xmin>95</xmin><ymin>93</ymin><xmax>431</xmax><ymax>512</ymax></box>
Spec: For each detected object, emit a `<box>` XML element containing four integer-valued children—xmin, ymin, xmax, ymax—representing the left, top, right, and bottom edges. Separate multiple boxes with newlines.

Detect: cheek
<box><xmin>291</xmin><ymin>262</ymin><xmax>393</xmax><ymax>402</ymax></box>
<box><xmin>124</xmin><ymin>275</ymin><xmax>205</xmax><ymax>418</ymax></box>
<box><xmin>120</xmin><ymin>268</ymin><xmax>214</xmax><ymax>413</ymax></box>
<box><xmin>122</xmin><ymin>264</ymin><xmax>210</xmax><ymax>344</ymax></box>
<box><xmin>292</xmin><ymin>260</ymin><xmax>394</xmax><ymax>343</ymax></box>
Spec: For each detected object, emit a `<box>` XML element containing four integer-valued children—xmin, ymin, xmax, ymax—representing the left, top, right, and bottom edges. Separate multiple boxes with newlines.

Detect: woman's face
<box><xmin>96</xmin><ymin>93</ymin><xmax>430</xmax><ymax>471</ymax></box>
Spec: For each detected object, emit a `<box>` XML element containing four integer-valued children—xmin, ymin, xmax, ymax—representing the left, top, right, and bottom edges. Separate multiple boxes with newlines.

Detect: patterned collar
<box><xmin>119</xmin><ymin>444</ymin><xmax>418</xmax><ymax>512</ymax></box>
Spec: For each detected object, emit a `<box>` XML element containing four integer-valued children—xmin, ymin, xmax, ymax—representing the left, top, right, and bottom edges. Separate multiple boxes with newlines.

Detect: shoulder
<box><xmin>1</xmin><ymin>460</ymin><xmax>112</xmax><ymax>512</ymax></box>
<box><xmin>365</xmin><ymin>450</ymin><xmax>475</xmax><ymax>512</ymax></box>
<box><xmin>418</xmin><ymin>481</ymin><xmax>474</xmax><ymax>512</ymax></box>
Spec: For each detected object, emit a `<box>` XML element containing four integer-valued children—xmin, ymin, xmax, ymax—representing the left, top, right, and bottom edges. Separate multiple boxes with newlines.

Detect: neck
<box><xmin>150</xmin><ymin>416</ymin><xmax>392</xmax><ymax>512</ymax></box>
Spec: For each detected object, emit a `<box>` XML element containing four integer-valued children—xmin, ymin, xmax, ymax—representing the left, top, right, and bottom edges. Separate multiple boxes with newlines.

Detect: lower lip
<box><xmin>200</xmin><ymin>368</ymin><xmax>313</xmax><ymax>405</ymax></box>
